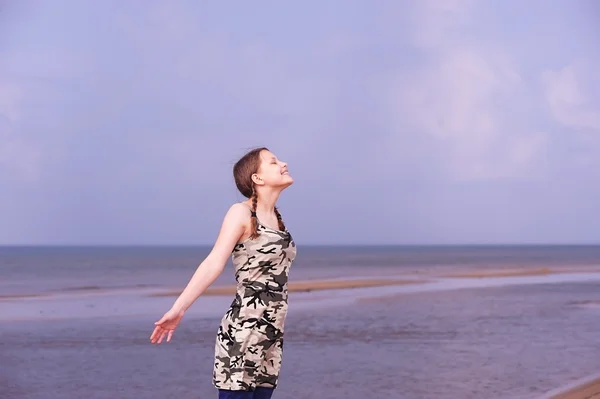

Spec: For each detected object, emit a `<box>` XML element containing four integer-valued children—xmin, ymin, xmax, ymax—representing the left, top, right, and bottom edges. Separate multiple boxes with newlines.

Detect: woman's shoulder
<box><xmin>222</xmin><ymin>202</ymin><xmax>253</xmax><ymax>225</ymax></box>
<box><xmin>229</xmin><ymin>201</ymin><xmax>252</xmax><ymax>214</ymax></box>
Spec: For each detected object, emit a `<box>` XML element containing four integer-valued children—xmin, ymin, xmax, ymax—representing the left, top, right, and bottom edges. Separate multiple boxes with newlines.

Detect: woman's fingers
<box><xmin>154</xmin><ymin>329</ymin><xmax>165</xmax><ymax>344</ymax></box>
<box><xmin>159</xmin><ymin>329</ymin><xmax>172</xmax><ymax>344</ymax></box>
<box><xmin>150</xmin><ymin>326</ymin><xmax>161</xmax><ymax>342</ymax></box>
<box><xmin>150</xmin><ymin>325</ymin><xmax>175</xmax><ymax>344</ymax></box>
<box><xmin>150</xmin><ymin>326</ymin><xmax>165</xmax><ymax>343</ymax></box>
<box><xmin>150</xmin><ymin>312</ymin><xmax>179</xmax><ymax>344</ymax></box>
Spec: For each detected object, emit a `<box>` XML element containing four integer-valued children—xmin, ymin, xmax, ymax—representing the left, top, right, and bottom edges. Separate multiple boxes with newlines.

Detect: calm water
<box><xmin>2</xmin><ymin>245</ymin><xmax>600</xmax><ymax>398</ymax></box>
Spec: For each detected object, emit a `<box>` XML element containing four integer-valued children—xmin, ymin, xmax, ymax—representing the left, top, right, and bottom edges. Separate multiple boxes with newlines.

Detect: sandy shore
<box><xmin>539</xmin><ymin>374</ymin><xmax>600</xmax><ymax>399</ymax></box>
<box><xmin>441</xmin><ymin>267</ymin><xmax>555</xmax><ymax>278</ymax></box>
<box><xmin>0</xmin><ymin>293</ymin><xmax>46</xmax><ymax>300</ymax></box>
<box><xmin>440</xmin><ymin>266</ymin><xmax>600</xmax><ymax>279</ymax></box>
<box><xmin>143</xmin><ymin>266</ymin><xmax>600</xmax><ymax>297</ymax></box>
<box><xmin>149</xmin><ymin>278</ymin><xmax>427</xmax><ymax>297</ymax></box>
<box><xmin>5</xmin><ymin>266</ymin><xmax>600</xmax><ymax>302</ymax></box>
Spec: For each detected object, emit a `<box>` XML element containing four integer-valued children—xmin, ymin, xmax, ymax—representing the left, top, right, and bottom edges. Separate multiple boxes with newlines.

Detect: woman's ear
<box><xmin>251</xmin><ymin>173</ymin><xmax>264</xmax><ymax>186</ymax></box>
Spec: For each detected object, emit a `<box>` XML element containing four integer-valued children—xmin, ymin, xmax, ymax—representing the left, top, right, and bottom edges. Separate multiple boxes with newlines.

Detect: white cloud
<box><xmin>388</xmin><ymin>0</ymin><xmax>548</xmax><ymax>181</ymax></box>
<box><xmin>542</xmin><ymin>63</ymin><xmax>600</xmax><ymax>131</ymax></box>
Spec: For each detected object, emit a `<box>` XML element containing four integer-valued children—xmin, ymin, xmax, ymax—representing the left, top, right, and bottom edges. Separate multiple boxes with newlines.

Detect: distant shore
<box><xmin>437</xmin><ymin>265</ymin><xmax>600</xmax><ymax>279</ymax></box>
<box><xmin>148</xmin><ymin>266</ymin><xmax>600</xmax><ymax>298</ymax></box>
<box><xmin>148</xmin><ymin>278</ymin><xmax>427</xmax><ymax>297</ymax></box>
<box><xmin>3</xmin><ymin>265</ymin><xmax>600</xmax><ymax>302</ymax></box>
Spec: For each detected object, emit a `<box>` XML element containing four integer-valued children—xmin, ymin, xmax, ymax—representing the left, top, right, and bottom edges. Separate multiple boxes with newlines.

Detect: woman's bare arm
<box><xmin>169</xmin><ymin>203</ymin><xmax>249</xmax><ymax>313</ymax></box>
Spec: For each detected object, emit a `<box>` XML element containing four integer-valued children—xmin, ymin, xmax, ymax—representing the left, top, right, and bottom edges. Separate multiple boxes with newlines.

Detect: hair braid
<box><xmin>249</xmin><ymin>188</ymin><xmax>259</xmax><ymax>239</ymax></box>
<box><xmin>274</xmin><ymin>206</ymin><xmax>286</xmax><ymax>232</ymax></box>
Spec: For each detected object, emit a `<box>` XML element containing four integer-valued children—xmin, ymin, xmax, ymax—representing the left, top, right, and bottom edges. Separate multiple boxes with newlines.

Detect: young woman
<box><xmin>150</xmin><ymin>147</ymin><xmax>297</xmax><ymax>399</ymax></box>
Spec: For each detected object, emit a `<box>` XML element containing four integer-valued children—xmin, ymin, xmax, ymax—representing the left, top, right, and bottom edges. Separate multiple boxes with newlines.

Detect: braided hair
<box><xmin>233</xmin><ymin>147</ymin><xmax>286</xmax><ymax>239</ymax></box>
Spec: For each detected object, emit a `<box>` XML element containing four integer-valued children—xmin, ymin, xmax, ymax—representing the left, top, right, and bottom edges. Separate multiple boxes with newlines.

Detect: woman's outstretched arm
<box><xmin>150</xmin><ymin>203</ymin><xmax>249</xmax><ymax>344</ymax></box>
<box><xmin>171</xmin><ymin>203</ymin><xmax>248</xmax><ymax>312</ymax></box>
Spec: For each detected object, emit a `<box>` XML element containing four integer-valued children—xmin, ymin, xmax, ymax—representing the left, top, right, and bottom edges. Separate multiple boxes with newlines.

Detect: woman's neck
<box><xmin>254</xmin><ymin>187</ymin><xmax>281</xmax><ymax>213</ymax></box>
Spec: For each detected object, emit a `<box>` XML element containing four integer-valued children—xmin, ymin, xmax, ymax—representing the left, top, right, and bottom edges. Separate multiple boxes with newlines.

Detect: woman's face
<box><xmin>253</xmin><ymin>150</ymin><xmax>293</xmax><ymax>189</ymax></box>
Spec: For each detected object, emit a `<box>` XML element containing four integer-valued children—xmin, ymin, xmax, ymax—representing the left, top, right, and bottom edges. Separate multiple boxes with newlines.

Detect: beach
<box><xmin>148</xmin><ymin>276</ymin><xmax>428</xmax><ymax>297</ymax></box>
<box><xmin>537</xmin><ymin>373</ymin><xmax>600</xmax><ymax>399</ymax></box>
<box><xmin>2</xmin><ymin>245</ymin><xmax>600</xmax><ymax>398</ymax></box>
<box><xmin>145</xmin><ymin>264</ymin><xmax>600</xmax><ymax>298</ymax></box>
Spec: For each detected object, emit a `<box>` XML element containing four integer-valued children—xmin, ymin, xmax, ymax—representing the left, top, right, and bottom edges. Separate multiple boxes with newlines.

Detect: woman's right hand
<box><xmin>150</xmin><ymin>308</ymin><xmax>185</xmax><ymax>344</ymax></box>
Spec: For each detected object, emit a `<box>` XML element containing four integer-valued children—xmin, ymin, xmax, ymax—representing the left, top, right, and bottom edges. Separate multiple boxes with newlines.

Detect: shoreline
<box><xmin>3</xmin><ymin>267</ymin><xmax>600</xmax><ymax>323</ymax></box>
<box><xmin>538</xmin><ymin>372</ymin><xmax>600</xmax><ymax>399</ymax></box>
<box><xmin>147</xmin><ymin>278</ymin><xmax>428</xmax><ymax>297</ymax></box>
<box><xmin>150</xmin><ymin>266</ymin><xmax>600</xmax><ymax>298</ymax></box>
<box><xmin>3</xmin><ymin>266</ymin><xmax>600</xmax><ymax>301</ymax></box>
<box><xmin>437</xmin><ymin>266</ymin><xmax>600</xmax><ymax>279</ymax></box>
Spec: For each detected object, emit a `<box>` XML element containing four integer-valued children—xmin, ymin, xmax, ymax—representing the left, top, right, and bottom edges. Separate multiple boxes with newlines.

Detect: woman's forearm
<box><xmin>170</xmin><ymin>258</ymin><xmax>225</xmax><ymax>313</ymax></box>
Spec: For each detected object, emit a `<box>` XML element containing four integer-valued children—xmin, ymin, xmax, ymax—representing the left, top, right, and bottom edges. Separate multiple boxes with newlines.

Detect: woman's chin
<box><xmin>280</xmin><ymin>175</ymin><xmax>294</xmax><ymax>187</ymax></box>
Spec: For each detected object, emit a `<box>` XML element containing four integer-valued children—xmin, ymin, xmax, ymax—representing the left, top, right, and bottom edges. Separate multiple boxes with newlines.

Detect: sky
<box><xmin>1</xmin><ymin>0</ymin><xmax>599</xmax><ymax>246</ymax></box>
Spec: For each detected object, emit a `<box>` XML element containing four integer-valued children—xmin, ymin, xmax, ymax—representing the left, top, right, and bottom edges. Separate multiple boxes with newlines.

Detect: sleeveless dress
<box><xmin>213</xmin><ymin>217</ymin><xmax>297</xmax><ymax>391</ymax></box>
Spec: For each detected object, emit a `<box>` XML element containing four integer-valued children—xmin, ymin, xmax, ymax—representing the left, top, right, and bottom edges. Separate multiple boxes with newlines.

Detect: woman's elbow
<box><xmin>202</xmin><ymin>253</ymin><xmax>227</xmax><ymax>275</ymax></box>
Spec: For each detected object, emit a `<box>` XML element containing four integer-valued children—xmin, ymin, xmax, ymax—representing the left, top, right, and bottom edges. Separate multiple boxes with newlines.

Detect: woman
<box><xmin>150</xmin><ymin>147</ymin><xmax>297</xmax><ymax>399</ymax></box>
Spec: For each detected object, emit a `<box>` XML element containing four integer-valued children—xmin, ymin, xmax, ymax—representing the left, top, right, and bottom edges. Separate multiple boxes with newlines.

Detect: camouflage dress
<box><xmin>213</xmin><ymin>217</ymin><xmax>297</xmax><ymax>391</ymax></box>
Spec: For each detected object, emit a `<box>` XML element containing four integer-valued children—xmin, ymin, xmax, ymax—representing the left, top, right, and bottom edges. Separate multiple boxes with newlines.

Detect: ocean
<box><xmin>2</xmin><ymin>245</ymin><xmax>600</xmax><ymax>398</ymax></box>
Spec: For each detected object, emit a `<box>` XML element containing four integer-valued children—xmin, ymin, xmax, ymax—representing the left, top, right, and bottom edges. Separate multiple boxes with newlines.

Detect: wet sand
<box><xmin>149</xmin><ymin>277</ymin><xmax>428</xmax><ymax>297</ymax></box>
<box><xmin>0</xmin><ymin>293</ymin><xmax>46</xmax><ymax>300</ymax></box>
<box><xmin>440</xmin><ymin>266</ymin><xmax>600</xmax><ymax>279</ymax></box>
<box><xmin>442</xmin><ymin>267</ymin><xmax>555</xmax><ymax>278</ymax></box>
<box><xmin>4</xmin><ymin>267</ymin><xmax>600</xmax><ymax>303</ymax></box>
<box><xmin>4</xmin><ymin>279</ymin><xmax>600</xmax><ymax>399</ymax></box>
<box><xmin>540</xmin><ymin>373</ymin><xmax>600</xmax><ymax>399</ymax></box>
<box><xmin>148</xmin><ymin>266</ymin><xmax>600</xmax><ymax>298</ymax></box>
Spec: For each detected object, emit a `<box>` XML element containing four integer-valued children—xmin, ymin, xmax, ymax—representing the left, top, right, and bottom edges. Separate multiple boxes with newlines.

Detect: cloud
<box><xmin>383</xmin><ymin>0</ymin><xmax>549</xmax><ymax>181</ymax></box>
<box><xmin>1</xmin><ymin>0</ymin><xmax>600</xmax><ymax>244</ymax></box>
<box><xmin>542</xmin><ymin>62</ymin><xmax>600</xmax><ymax>132</ymax></box>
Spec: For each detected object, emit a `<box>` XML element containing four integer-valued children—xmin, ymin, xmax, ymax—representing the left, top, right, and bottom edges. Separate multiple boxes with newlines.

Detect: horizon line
<box><xmin>1</xmin><ymin>243</ymin><xmax>600</xmax><ymax>248</ymax></box>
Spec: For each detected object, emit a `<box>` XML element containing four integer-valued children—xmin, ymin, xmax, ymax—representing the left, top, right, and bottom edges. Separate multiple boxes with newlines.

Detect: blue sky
<box><xmin>1</xmin><ymin>1</ymin><xmax>599</xmax><ymax>245</ymax></box>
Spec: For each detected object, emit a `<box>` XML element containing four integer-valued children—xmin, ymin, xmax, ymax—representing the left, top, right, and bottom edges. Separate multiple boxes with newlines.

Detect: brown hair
<box><xmin>233</xmin><ymin>147</ymin><xmax>286</xmax><ymax>239</ymax></box>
